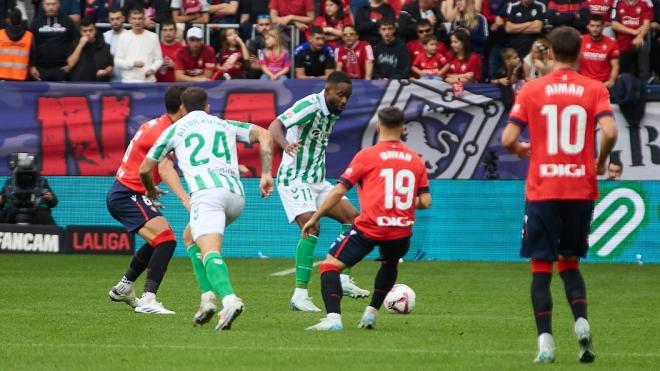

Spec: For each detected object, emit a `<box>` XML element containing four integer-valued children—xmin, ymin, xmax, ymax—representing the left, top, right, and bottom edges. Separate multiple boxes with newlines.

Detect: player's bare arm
<box><xmin>416</xmin><ymin>193</ymin><xmax>432</xmax><ymax>209</ymax></box>
<box><xmin>158</xmin><ymin>157</ymin><xmax>190</xmax><ymax>211</ymax></box>
<box><xmin>501</xmin><ymin>124</ymin><xmax>531</xmax><ymax>159</ymax></box>
<box><xmin>139</xmin><ymin>157</ymin><xmax>166</xmax><ymax>203</ymax></box>
<box><xmin>249</xmin><ymin>125</ymin><xmax>275</xmax><ymax>198</ymax></box>
<box><xmin>268</xmin><ymin>118</ymin><xmax>299</xmax><ymax>155</ymax></box>
<box><xmin>596</xmin><ymin>115</ymin><xmax>618</xmax><ymax>175</ymax></box>
<box><xmin>302</xmin><ymin>183</ymin><xmax>349</xmax><ymax>238</ymax></box>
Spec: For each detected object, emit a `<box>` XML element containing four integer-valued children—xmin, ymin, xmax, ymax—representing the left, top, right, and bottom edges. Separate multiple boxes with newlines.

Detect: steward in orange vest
<box><xmin>0</xmin><ymin>8</ymin><xmax>32</xmax><ymax>81</ymax></box>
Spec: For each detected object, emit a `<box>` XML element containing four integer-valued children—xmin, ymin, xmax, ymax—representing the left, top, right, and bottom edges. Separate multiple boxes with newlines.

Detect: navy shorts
<box><xmin>106</xmin><ymin>180</ymin><xmax>163</xmax><ymax>233</ymax></box>
<box><xmin>328</xmin><ymin>225</ymin><xmax>410</xmax><ymax>267</ymax></box>
<box><xmin>521</xmin><ymin>200</ymin><xmax>595</xmax><ymax>261</ymax></box>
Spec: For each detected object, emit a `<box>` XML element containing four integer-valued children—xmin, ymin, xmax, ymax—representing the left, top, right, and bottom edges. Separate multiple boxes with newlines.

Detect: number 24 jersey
<box><xmin>338</xmin><ymin>140</ymin><xmax>430</xmax><ymax>241</ymax></box>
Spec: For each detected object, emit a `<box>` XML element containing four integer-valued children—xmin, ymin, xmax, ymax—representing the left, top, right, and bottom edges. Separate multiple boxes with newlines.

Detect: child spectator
<box><xmin>489</xmin><ymin>47</ymin><xmax>524</xmax><ymax>109</ymax></box>
<box><xmin>216</xmin><ymin>27</ymin><xmax>249</xmax><ymax>79</ymax></box>
<box><xmin>523</xmin><ymin>38</ymin><xmax>552</xmax><ymax>80</ymax></box>
<box><xmin>259</xmin><ymin>29</ymin><xmax>291</xmax><ymax>79</ymax></box>
<box><xmin>412</xmin><ymin>34</ymin><xmax>449</xmax><ymax>80</ymax></box>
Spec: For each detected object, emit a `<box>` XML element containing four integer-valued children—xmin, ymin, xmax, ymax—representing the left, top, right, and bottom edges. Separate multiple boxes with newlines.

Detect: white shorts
<box><xmin>277</xmin><ymin>180</ymin><xmax>346</xmax><ymax>223</ymax></box>
<box><xmin>190</xmin><ymin>188</ymin><xmax>244</xmax><ymax>241</ymax></box>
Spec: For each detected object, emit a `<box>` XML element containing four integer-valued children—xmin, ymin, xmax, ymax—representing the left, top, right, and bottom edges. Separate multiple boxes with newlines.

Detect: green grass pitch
<box><xmin>1</xmin><ymin>255</ymin><xmax>659</xmax><ymax>370</ymax></box>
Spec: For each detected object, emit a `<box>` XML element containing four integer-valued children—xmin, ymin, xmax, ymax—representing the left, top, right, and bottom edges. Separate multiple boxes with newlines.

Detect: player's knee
<box><xmin>150</xmin><ymin>229</ymin><xmax>176</xmax><ymax>247</ymax></box>
<box><xmin>183</xmin><ymin>225</ymin><xmax>193</xmax><ymax>246</ymax></box>
<box><xmin>381</xmin><ymin>259</ymin><xmax>400</xmax><ymax>267</ymax></box>
<box><xmin>531</xmin><ymin>259</ymin><xmax>553</xmax><ymax>274</ymax></box>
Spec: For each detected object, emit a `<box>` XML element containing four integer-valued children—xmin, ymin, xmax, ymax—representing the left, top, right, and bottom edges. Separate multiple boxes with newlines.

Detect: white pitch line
<box><xmin>1</xmin><ymin>343</ymin><xmax>660</xmax><ymax>358</ymax></box>
<box><xmin>270</xmin><ymin>261</ymin><xmax>322</xmax><ymax>276</ymax></box>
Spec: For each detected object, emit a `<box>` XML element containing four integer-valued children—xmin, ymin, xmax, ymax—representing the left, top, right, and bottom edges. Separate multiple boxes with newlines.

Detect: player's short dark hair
<box><xmin>378</xmin><ymin>107</ymin><xmax>405</xmax><ymax>128</ymax></box>
<box><xmin>164</xmin><ymin>85</ymin><xmax>187</xmax><ymax>114</ymax></box>
<box><xmin>547</xmin><ymin>26</ymin><xmax>582</xmax><ymax>63</ymax></box>
<box><xmin>181</xmin><ymin>87</ymin><xmax>208</xmax><ymax>112</ymax></box>
<box><xmin>609</xmin><ymin>159</ymin><xmax>623</xmax><ymax>170</ymax></box>
<box><xmin>589</xmin><ymin>14</ymin><xmax>605</xmax><ymax>23</ymax></box>
<box><xmin>309</xmin><ymin>26</ymin><xmax>324</xmax><ymax>37</ymax></box>
<box><xmin>108</xmin><ymin>8</ymin><xmax>123</xmax><ymax>15</ymax></box>
<box><xmin>378</xmin><ymin>19</ymin><xmax>395</xmax><ymax>29</ymax></box>
<box><xmin>326</xmin><ymin>70</ymin><xmax>352</xmax><ymax>86</ymax></box>
<box><xmin>80</xmin><ymin>17</ymin><xmax>95</xmax><ymax>28</ymax></box>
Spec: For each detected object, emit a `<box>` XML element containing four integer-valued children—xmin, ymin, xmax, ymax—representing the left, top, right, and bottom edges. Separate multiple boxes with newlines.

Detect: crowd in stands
<box><xmin>0</xmin><ymin>0</ymin><xmax>659</xmax><ymax>88</ymax></box>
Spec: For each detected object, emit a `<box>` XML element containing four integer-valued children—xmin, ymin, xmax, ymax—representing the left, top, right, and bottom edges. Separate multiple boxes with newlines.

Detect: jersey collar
<box><xmin>317</xmin><ymin>90</ymin><xmax>331</xmax><ymax>117</ymax></box>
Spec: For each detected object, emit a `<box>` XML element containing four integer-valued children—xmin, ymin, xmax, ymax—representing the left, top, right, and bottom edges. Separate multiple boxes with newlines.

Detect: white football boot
<box><xmin>340</xmin><ymin>275</ymin><xmax>370</xmax><ymax>299</ymax></box>
<box><xmin>215</xmin><ymin>297</ymin><xmax>244</xmax><ymax>331</ymax></box>
<box><xmin>358</xmin><ymin>306</ymin><xmax>378</xmax><ymax>329</ymax></box>
<box><xmin>108</xmin><ymin>284</ymin><xmax>138</xmax><ymax>308</ymax></box>
<box><xmin>193</xmin><ymin>291</ymin><xmax>217</xmax><ymax>325</ymax></box>
<box><xmin>134</xmin><ymin>293</ymin><xmax>175</xmax><ymax>314</ymax></box>
<box><xmin>534</xmin><ymin>333</ymin><xmax>556</xmax><ymax>363</ymax></box>
<box><xmin>575</xmin><ymin>317</ymin><xmax>595</xmax><ymax>363</ymax></box>
<box><xmin>306</xmin><ymin>314</ymin><xmax>343</xmax><ymax>331</ymax></box>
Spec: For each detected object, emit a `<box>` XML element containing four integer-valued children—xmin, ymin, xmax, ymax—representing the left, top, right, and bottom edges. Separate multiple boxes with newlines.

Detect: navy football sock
<box><xmin>144</xmin><ymin>240</ymin><xmax>176</xmax><ymax>294</ymax></box>
<box><xmin>531</xmin><ymin>272</ymin><xmax>553</xmax><ymax>335</ymax></box>
<box><xmin>559</xmin><ymin>269</ymin><xmax>587</xmax><ymax>320</ymax></box>
<box><xmin>124</xmin><ymin>243</ymin><xmax>153</xmax><ymax>282</ymax></box>
<box><xmin>369</xmin><ymin>261</ymin><xmax>398</xmax><ymax>310</ymax></box>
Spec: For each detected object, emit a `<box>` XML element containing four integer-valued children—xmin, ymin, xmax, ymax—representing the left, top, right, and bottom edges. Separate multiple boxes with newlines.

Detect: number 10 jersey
<box><xmin>508</xmin><ymin>69</ymin><xmax>614</xmax><ymax>201</ymax></box>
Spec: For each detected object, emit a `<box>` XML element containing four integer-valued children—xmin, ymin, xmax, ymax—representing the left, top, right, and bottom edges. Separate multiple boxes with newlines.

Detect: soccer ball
<box><xmin>384</xmin><ymin>284</ymin><xmax>416</xmax><ymax>314</ymax></box>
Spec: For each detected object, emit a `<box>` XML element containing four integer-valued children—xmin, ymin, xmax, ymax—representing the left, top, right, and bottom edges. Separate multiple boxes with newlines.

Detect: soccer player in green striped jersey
<box><xmin>269</xmin><ymin>71</ymin><xmax>370</xmax><ymax>312</ymax></box>
<box><xmin>140</xmin><ymin>87</ymin><xmax>274</xmax><ymax>331</ymax></box>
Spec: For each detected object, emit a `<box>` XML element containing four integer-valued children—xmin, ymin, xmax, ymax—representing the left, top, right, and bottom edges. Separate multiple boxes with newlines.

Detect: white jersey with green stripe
<box><xmin>276</xmin><ymin>90</ymin><xmax>340</xmax><ymax>186</ymax></box>
<box><xmin>148</xmin><ymin>110</ymin><xmax>252</xmax><ymax>196</ymax></box>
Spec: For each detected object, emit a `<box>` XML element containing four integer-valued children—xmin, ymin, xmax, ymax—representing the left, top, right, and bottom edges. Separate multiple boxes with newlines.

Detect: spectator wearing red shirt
<box><xmin>579</xmin><ymin>15</ymin><xmax>620</xmax><ymax>87</ymax></box>
<box><xmin>174</xmin><ymin>27</ymin><xmax>216</xmax><ymax>82</ymax></box>
<box><xmin>269</xmin><ymin>0</ymin><xmax>315</xmax><ymax>30</ymax></box>
<box><xmin>310</xmin><ymin>0</ymin><xmax>353</xmax><ymax>49</ymax></box>
<box><xmin>408</xmin><ymin>19</ymin><xmax>449</xmax><ymax>66</ymax></box>
<box><xmin>611</xmin><ymin>0</ymin><xmax>653</xmax><ymax>81</ymax></box>
<box><xmin>412</xmin><ymin>34</ymin><xmax>450</xmax><ymax>80</ymax></box>
<box><xmin>216</xmin><ymin>27</ymin><xmax>249</xmax><ymax>79</ymax></box>
<box><xmin>172</xmin><ymin>0</ymin><xmax>210</xmax><ymax>23</ymax></box>
<box><xmin>156</xmin><ymin>22</ymin><xmax>185</xmax><ymax>82</ymax></box>
<box><xmin>335</xmin><ymin>24</ymin><xmax>374</xmax><ymax>79</ymax></box>
<box><xmin>446</xmin><ymin>28</ymin><xmax>482</xmax><ymax>82</ymax></box>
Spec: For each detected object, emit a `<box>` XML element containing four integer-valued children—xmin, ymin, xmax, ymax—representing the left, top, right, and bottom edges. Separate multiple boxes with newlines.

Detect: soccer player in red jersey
<box><xmin>579</xmin><ymin>15</ymin><xmax>620</xmax><ymax>88</ymax></box>
<box><xmin>502</xmin><ymin>26</ymin><xmax>618</xmax><ymax>363</ymax></box>
<box><xmin>302</xmin><ymin>107</ymin><xmax>432</xmax><ymax>331</ymax></box>
<box><xmin>107</xmin><ymin>85</ymin><xmax>191</xmax><ymax>315</ymax></box>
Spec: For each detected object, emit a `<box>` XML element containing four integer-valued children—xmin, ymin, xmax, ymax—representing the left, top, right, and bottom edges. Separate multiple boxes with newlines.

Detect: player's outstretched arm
<box><xmin>501</xmin><ymin>123</ymin><xmax>531</xmax><ymax>159</ymax></box>
<box><xmin>416</xmin><ymin>193</ymin><xmax>432</xmax><ymax>209</ymax></box>
<box><xmin>302</xmin><ymin>183</ymin><xmax>349</xmax><ymax>238</ymax></box>
<box><xmin>249</xmin><ymin>125</ymin><xmax>275</xmax><ymax>198</ymax></box>
<box><xmin>158</xmin><ymin>157</ymin><xmax>190</xmax><ymax>211</ymax></box>
<box><xmin>139</xmin><ymin>158</ymin><xmax>166</xmax><ymax>204</ymax></box>
<box><xmin>268</xmin><ymin>118</ymin><xmax>299</xmax><ymax>155</ymax></box>
<box><xmin>596</xmin><ymin>115</ymin><xmax>618</xmax><ymax>175</ymax></box>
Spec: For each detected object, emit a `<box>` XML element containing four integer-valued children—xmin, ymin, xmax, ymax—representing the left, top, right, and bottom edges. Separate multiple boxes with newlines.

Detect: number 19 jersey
<box><xmin>147</xmin><ymin>110</ymin><xmax>253</xmax><ymax>196</ymax></box>
<box><xmin>508</xmin><ymin>69</ymin><xmax>614</xmax><ymax>201</ymax></box>
<box><xmin>338</xmin><ymin>140</ymin><xmax>430</xmax><ymax>241</ymax></box>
